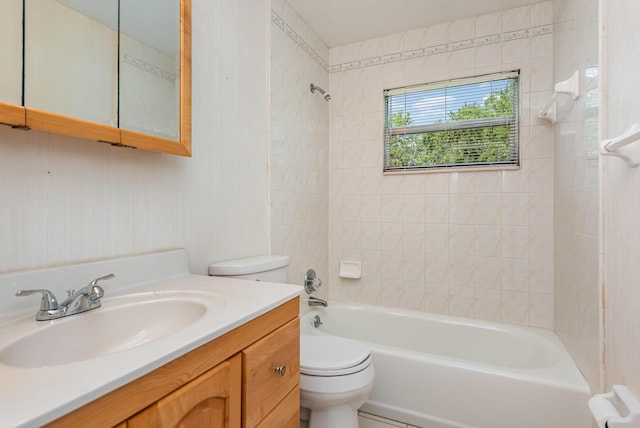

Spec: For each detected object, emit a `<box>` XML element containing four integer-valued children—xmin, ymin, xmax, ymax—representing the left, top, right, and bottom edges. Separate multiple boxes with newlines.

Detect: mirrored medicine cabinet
<box><xmin>0</xmin><ymin>0</ymin><xmax>191</xmax><ymax>156</ymax></box>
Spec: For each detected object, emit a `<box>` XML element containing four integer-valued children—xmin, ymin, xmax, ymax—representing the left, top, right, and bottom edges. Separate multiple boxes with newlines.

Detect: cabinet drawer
<box><xmin>256</xmin><ymin>386</ymin><xmax>299</xmax><ymax>428</ymax></box>
<box><xmin>242</xmin><ymin>317</ymin><xmax>299</xmax><ymax>428</ymax></box>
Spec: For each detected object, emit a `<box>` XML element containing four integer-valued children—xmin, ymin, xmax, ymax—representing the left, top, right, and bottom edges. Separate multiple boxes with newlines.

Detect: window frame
<box><xmin>383</xmin><ymin>70</ymin><xmax>520</xmax><ymax>173</ymax></box>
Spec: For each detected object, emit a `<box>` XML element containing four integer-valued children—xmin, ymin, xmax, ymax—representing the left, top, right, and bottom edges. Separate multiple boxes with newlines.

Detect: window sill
<box><xmin>383</xmin><ymin>164</ymin><xmax>520</xmax><ymax>175</ymax></box>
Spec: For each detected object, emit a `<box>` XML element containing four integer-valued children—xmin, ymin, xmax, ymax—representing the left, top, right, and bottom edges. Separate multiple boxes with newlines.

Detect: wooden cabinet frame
<box><xmin>0</xmin><ymin>0</ymin><xmax>192</xmax><ymax>157</ymax></box>
<box><xmin>0</xmin><ymin>102</ymin><xmax>25</xmax><ymax>128</ymax></box>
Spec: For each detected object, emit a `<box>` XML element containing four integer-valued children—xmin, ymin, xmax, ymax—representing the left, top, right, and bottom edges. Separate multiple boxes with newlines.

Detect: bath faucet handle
<box><xmin>304</xmin><ymin>269</ymin><xmax>323</xmax><ymax>294</ymax></box>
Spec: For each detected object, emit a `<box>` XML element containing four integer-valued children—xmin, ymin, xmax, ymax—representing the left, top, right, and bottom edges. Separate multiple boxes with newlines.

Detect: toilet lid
<box><xmin>300</xmin><ymin>335</ymin><xmax>371</xmax><ymax>376</ymax></box>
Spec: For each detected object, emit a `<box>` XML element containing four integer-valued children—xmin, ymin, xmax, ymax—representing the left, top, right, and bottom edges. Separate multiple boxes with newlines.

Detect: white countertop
<box><xmin>0</xmin><ymin>251</ymin><xmax>302</xmax><ymax>427</ymax></box>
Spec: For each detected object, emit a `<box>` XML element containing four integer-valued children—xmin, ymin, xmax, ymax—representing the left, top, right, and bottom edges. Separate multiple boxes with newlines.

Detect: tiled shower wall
<box><xmin>328</xmin><ymin>2</ymin><xmax>555</xmax><ymax>328</ymax></box>
<box><xmin>270</xmin><ymin>1</ymin><xmax>330</xmax><ymax>294</ymax></box>
<box><xmin>552</xmin><ymin>0</ymin><xmax>601</xmax><ymax>390</ymax></box>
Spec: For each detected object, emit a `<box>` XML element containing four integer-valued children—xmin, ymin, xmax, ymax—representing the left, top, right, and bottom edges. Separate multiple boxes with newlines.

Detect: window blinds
<box><xmin>384</xmin><ymin>71</ymin><xmax>520</xmax><ymax>171</ymax></box>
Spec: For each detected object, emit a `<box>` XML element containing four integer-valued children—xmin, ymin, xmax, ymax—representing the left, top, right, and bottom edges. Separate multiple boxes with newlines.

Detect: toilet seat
<box><xmin>301</xmin><ymin>335</ymin><xmax>371</xmax><ymax>376</ymax></box>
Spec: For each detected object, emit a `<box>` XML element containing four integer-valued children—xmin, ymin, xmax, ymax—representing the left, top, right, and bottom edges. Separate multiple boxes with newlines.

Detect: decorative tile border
<box><xmin>270</xmin><ymin>7</ymin><xmax>552</xmax><ymax>75</ymax></box>
<box><xmin>271</xmin><ymin>10</ymin><xmax>329</xmax><ymax>72</ymax></box>
<box><xmin>123</xmin><ymin>54</ymin><xmax>176</xmax><ymax>82</ymax></box>
<box><xmin>330</xmin><ymin>24</ymin><xmax>553</xmax><ymax>73</ymax></box>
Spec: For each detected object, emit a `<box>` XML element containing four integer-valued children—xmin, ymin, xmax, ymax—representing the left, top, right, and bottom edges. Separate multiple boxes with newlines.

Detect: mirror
<box><xmin>0</xmin><ymin>0</ymin><xmax>24</xmax><ymax>126</ymax></box>
<box><xmin>119</xmin><ymin>0</ymin><xmax>191</xmax><ymax>155</ymax></box>
<box><xmin>24</xmin><ymin>0</ymin><xmax>118</xmax><ymax>127</ymax></box>
<box><xmin>2</xmin><ymin>0</ymin><xmax>191</xmax><ymax>155</ymax></box>
<box><xmin>120</xmin><ymin>0</ymin><xmax>181</xmax><ymax>141</ymax></box>
<box><xmin>0</xmin><ymin>0</ymin><xmax>23</xmax><ymax>106</ymax></box>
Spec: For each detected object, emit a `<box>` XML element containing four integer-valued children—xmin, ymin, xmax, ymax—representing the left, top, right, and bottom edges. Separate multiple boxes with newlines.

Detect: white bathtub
<box><xmin>301</xmin><ymin>302</ymin><xmax>591</xmax><ymax>428</ymax></box>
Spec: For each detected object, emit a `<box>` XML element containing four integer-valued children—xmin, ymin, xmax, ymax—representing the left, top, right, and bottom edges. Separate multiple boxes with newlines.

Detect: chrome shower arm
<box><xmin>310</xmin><ymin>83</ymin><xmax>331</xmax><ymax>101</ymax></box>
<box><xmin>310</xmin><ymin>83</ymin><xmax>325</xmax><ymax>95</ymax></box>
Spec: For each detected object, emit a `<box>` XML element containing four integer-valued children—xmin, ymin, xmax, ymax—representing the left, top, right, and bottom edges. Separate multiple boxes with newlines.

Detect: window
<box><xmin>384</xmin><ymin>71</ymin><xmax>520</xmax><ymax>171</ymax></box>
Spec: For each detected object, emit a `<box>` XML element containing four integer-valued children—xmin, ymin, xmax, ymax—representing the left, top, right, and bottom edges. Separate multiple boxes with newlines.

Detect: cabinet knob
<box><xmin>274</xmin><ymin>364</ymin><xmax>287</xmax><ymax>376</ymax></box>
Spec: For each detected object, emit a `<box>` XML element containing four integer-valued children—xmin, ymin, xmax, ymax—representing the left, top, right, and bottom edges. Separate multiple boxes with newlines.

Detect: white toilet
<box><xmin>300</xmin><ymin>335</ymin><xmax>375</xmax><ymax>428</ymax></box>
<box><xmin>209</xmin><ymin>256</ymin><xmax>375</xmax><ymax>428</ymax></box>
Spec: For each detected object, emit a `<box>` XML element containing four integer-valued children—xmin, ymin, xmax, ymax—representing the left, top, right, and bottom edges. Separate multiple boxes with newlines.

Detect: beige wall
<box><xmin>327</xmin><ymin>2</ymin><xmax>555</xmax><ymax>328</ymax></box>
<box><xmin>0</xmin><ymin>0</ymin><xmax>270</xmax><ymax>276</ymax></box>
<box><xmin>552</xmin><ymin>0</ymin><xmax>601</xmax><ymax>391</ymax></box>
<box><xmin>270</xmin><ymin>1</ymin><xmax>330</xmax><ymax>294</ymax></box>
<box><xmin>601</xmin><ymin>0</ymin><xmax>640</xmax><ymax>395</ymax></box>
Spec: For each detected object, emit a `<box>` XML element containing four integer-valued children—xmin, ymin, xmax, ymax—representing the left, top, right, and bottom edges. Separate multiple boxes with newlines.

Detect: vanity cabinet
<box><xmin>128</xmin><ymin>354</ymin><xmax>241</xmax><ymax>428</ymax></box>
<box><xmin>44</xmin><ymin>298</ymin><xmax>300</xmax><ymax>428</ymax></box>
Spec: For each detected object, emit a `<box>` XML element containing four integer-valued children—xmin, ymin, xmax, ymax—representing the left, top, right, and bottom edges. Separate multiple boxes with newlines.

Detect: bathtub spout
<box><xmin>308</xmin><ymin>296</ymin><xmax>328</xmax><ymax>307</ymax></box>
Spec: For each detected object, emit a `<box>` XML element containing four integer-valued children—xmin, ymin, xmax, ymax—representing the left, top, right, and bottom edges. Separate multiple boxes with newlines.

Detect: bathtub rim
<box><xmin>300</xmin><ymin>301</ymin><xmax>591</xmax><ymax>394</ymax></box>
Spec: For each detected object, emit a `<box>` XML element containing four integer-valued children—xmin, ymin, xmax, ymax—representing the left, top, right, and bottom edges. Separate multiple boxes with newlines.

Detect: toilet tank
<box><xmin>208</xmin><ymin>255</ymin><xmax>289</xmax><ymax>282</ymax></box>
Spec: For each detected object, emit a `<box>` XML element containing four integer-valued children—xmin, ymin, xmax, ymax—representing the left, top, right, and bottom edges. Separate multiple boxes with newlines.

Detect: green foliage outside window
<box><xmin>385</xmin><ymin>75</ymin><xmax>519</xmax><ymax>170</ymax></box>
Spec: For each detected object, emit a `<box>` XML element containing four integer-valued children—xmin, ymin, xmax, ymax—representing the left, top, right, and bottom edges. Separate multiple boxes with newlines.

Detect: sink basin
<box><xmin>0</xmin><ymin>290</ymin><xmax>226</xmax><ymax>368</ymax></box>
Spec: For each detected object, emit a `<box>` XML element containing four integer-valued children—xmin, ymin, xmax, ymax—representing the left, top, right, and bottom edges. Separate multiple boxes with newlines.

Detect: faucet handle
<box><xmin>90</xmin><ymin>273</ymin><xmax>115</xmax><ymax>287</ymax></box>
<box><xmin>90</xmin><ymin>285</ymin><xmax>104</xmax><ymax>301</ymax></box>
<box><xmin>304</xmin><ymin>269</ymin><xmax>323</xmax><ymax>294</ymax></box>
<box><xmin>87</xmin><ymin>274</ymin><xmax>113</xmax><ymax>301</ymax></box>
<box><xmin>15</xmin><ymin>289</ymin><xmax>59</xmax><ymax>311</ymax></box>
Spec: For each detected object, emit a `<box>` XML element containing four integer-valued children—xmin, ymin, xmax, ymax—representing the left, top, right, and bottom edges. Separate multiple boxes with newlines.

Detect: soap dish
<box><xmin>339</xmin><ymin>261</ymin><xmax>361</xmax><ymax>279</ymax></box>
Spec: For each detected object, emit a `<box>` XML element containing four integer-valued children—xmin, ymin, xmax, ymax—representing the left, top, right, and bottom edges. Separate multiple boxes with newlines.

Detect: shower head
<box><xmin>310</xmin><ymin>83</ymin><xmax>331</xmax><ymax>101</ymax></box>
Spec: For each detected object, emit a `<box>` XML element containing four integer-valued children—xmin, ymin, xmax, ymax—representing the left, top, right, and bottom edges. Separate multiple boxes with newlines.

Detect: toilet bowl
<box><xmin>300</xmin><ymin>335</ymin><xmax>375</xmax><ymax>428</ymax></box>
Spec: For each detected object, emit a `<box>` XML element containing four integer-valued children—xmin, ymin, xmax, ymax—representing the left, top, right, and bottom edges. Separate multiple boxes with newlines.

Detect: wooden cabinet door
<box><xmin>129</xmin><ymin>354</ymin><xmax>241</xmax><ymax>428</ymax></box>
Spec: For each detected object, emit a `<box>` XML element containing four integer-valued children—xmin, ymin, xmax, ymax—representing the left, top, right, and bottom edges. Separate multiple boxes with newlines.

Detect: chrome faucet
<box><xmin>304</xmin><ymin>269</ymin><xmax>327</xmax><ymax>307</ymax></box>
<box><xmin>304</xmin><ymin>269</ymin><xmax>323</xmax><ymax>294</ymax></box>
<box><xmin>308</xmin><ymin>296</ymin><xmax>328</xmax><ymax>307</ymax></box>
<box><xmin>16</xmin><ymin>273</ymin><xmax>114</xmax><ymax>321</ymax></box>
